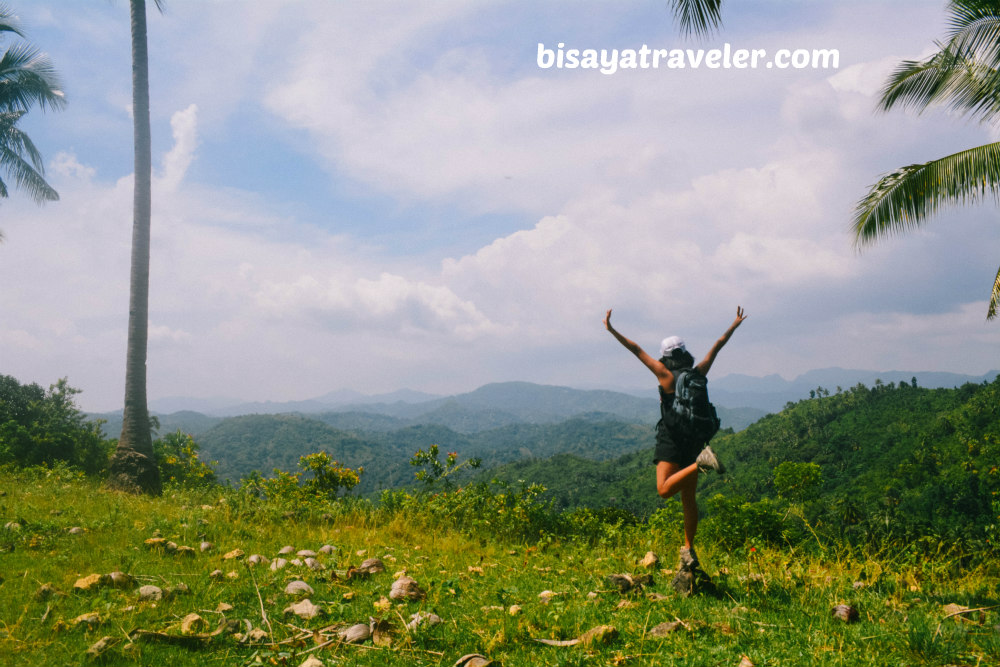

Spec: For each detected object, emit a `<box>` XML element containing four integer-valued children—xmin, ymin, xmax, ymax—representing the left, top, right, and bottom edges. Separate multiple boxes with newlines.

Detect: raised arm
<box><xmin>604</xmin><ymin>309</ymin><xmax>672</xmax><ymax>385</ymax></box>
<box><xmin>696</xmin><ymin>306</ymin><xmax>747</xmax><ymax>376</ymax></box>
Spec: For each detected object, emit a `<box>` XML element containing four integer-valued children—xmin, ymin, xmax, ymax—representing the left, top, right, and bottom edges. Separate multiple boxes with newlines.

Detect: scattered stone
<box><xmin>175</xmin><ymin>545</ymin><xmax>197</xmax><ymax>557</ymax></box>
<box><xmin>284</xmin><ymin>580</ymin><xmax>314</xmax><ymax>596</ymax></box>
<box><xmin>390</xmin><ymin>576</ymin><xmax>425</xmax><ymax>601</ymax></box>
<box><xmin>340</xmin><ymin>622</ymin><xmax>371</xmax><ymax>644</ymax></box>
<box><xmin>68</xmin><ymin>526</ymin><xmax>84</xmax><ymax>535</ymax></box>
<box><xmin>222</xmin><ymin>548</ymin><xmax>244</xmax><ymax>560</ymax></box>
<box><xmin>226</xmin><ymin>571</ymin><xmax>239</xmax><ymax>580</ymax></box>
<box><xmin>538</xmin><ymin>590</ymin><xmax>558</xmax><ymax>603</ymax></box>
<box><xmin>73</xmin><ymin>611</ymin><xmax>101</xmax><ymax>627</ymax></box>
<box><xmin>278</xmin><ymin>545</ymin><xmax>295</xmax><ymax>555</ymax></box>
<box><xmin>356</xmin><ymin>549</ymin><xmax>367</xmax><ymax>557</ymax></box>
<box><xmin>86</xmin><ymin>636</ymin><xmax>115</xmax><ymax>659</ymax></box>
<box><xmin>290</xmin><ymin>558</ymin><xmax>304</xmax><ymax>567</ymax></box>
<box><xmin>180</xmin><ymin>613</ymin><xmax>208</xmax><ymax>635</ymax></box>
<box><xmin>304</xmin><ymin>557</ymin><xmax>323</xmax><ymax>571</ymax></box>
<box><xmin>319</xmin><ymin>545</ymin><xmax>336</xmax><ymax>555</ymax></box>
<box><xmin>297</xmin><ymin>549</ymin><xmax>317</xmax><ymax>558</ymax></box>
<box><xmin>647</xmin><ymin>621</ymin><xmax>683</xmax><ymax>637</ymax></box>
<box><xmin>209</xmin><ymin>569</ymin><xmax>224</xmax><ymax>580</ymax></box>
<box><xmin>508</xmin><ymin>605</ymin><xmax>522</xmax><ymax>616</ymax></box>
<box><xmin>199</xmin><ymin>541</ymin><xmax>213</xmax><ymax>552</ymax></box>
<box><xmin>832</xmin><ymin>604</ymin><xmax>859</xmax><ymax>623</ymax></box>
<box><xmin>74</xmin><ymin>573</ymin><xmax>108</xmax><ymax>592</ymax></box>
<box><xmin>164</xmin><ymin>541</ymin><xmax>179</xmax><ymax>554</ymax></box>
<box><xmin>248</xmin><ymin>554</ymin><xmax>269</xmax><ymax>566</ymax></box>
<box><xmin>640</xmin><ymin>551</ymin><xmax>660</xmax><ymax>569</ymax></box>
<box><xmin>406</xmin><ymin>611</ymin><xmax>443</xmax><ymax>631</ymax></box>
<box><xmin>454</xmin><ymin>654</ymin><xmax>497</xmax><ymax>667</ymax></box>
<box><xmin>4</xmin><ymin>521</ymin><xmax>21</xmax><ymax>531</ymax></box>
<box><xmin>107</xmin><ymin>571</ymin><xmax>135</xmax><ymax>589</ymax></box>
<box><xmin>270</xmin><ymin>557</ymin><xmax>288</xmax><ymax>571</ymax></box>
<box><xmin>138</xmin><ymin>585</ymin><xmax>163</xmax><ymax>602</ymax></box>
<box><xmin>360</xmin><ymin>557</ymin><xmax>385</xmax><ymax>574</ymax></box>
<box><xmin>299</xmin><ymin>656</ymin><xmax>325</xmax><ymax>667</ymax></box>
<box><xmin>284</xmin><ymin>598</ymin><xmax>323</xmax><ymax>620</ymax></box>
<box><xmin>852</xmin><ymin>581</ymin><xmax>866</xmax><ymax>590</ymax></box>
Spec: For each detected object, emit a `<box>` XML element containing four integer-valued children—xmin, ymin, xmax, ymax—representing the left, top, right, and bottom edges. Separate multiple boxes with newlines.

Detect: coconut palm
<box><xmin>0</xmin><ymin>3</ymin><xmax>64</xmax><ymax>207</ymax></box>
<box><xmin>853</xmin><ymin>0</ymin><xmax>1000</xmax><ymax>320</ymax></box>
<box><xmin>107</xmin><ymin>0</ymin><xmax>163</xmax><ymax>495</ymax></box>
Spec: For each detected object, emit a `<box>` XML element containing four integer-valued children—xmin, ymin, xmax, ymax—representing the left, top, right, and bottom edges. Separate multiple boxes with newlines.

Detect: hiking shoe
<box><xmin>679</xmin><ymin>546</ymin><xmax>699</xmax><ymax>572</ymax></box>
<box><xmin>696</xmin><ymin>445</ymin><xmax>725</xmax><ymax>474</ymax></box>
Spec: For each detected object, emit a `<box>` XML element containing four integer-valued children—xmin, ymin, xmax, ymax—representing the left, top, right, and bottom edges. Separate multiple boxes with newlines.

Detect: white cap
<box><xmin>659</xmin><ymin>336</ymin><xmax>686</xmax><ymax>358</ymax></box>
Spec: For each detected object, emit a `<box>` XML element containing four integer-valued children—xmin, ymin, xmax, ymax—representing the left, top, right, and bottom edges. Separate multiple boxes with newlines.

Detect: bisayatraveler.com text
<box><xmin>537</xmin><ymin>42</ymin><xmax>840</xmax><ymax>75</ymax></box>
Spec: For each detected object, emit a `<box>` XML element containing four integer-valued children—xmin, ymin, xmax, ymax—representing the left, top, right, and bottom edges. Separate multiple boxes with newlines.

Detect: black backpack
<box><xmin>665</xmin><ymin>369</ymin><xmax>721</xmax><ymax>442</ymax></box>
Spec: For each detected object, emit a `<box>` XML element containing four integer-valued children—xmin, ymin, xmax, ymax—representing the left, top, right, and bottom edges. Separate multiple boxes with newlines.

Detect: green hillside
<box><xmin>484</xmin><ymin>378</ymin><xmax>1000</xmax><ymax>547</ymax></box>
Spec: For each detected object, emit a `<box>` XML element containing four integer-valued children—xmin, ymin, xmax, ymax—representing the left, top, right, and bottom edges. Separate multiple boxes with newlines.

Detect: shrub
<box><xmin>153</xmin><ymin>430</ymin><xmax>217</xmax><ymax>488</ymax></box>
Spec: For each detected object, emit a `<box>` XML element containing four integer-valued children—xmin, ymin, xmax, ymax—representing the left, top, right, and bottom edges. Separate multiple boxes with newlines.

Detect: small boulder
<box><xmin>270</xmin><ymin>558</ymin><xmax>288</xmax><ymax>571</ymax></box>
<box><xmin>296</xmin><ymin>549</ymin><xmax>317</xmax><ymax>558</ymax></box>
<box><xmin>248</xmin><ymin>554</ymin><xmax>269</xmax><ymax>566</ymax></box>
<box><xmin>454</xmin><ymin>654</ymin><xmax>497</xmax><ymax>667</ymax></box>
<box><xmin>222</xmin><ymin>548</ymin><xmax>244</xmax><ymax>560</ymax></box>
<box><xmin>640</xmin><ymin>551</ymin><xmax>660</xmax><ymax>569</ymax></box>
<box><xmin>284</xmin><ymin>580</ymin><xmax>314</xmax><ymax>596</ymax></box>
<box><xmin>299</xmin><ymin>656</ymin><xmax>325</xmax><ymax>667</ymax></box>
<box><xmin>832</xmin><ymin>604</ymin><xmax>859</xmax><ymax>623</ymax></box>
<box><xmin>200</xmin><ymin>541</ymin><xmax>214</xmax><ymax>552</ymax></box>
<box><xmin>339</xmin><ymin>622</ymin><xmax>371</xmax><ymax>644</ymax></box>
<box><xmin>138</xmin><ymin>585</ymin><xmax>163</xmax><ymax>602</ymax></box>
<box><xmin>406</xmin><ymin>611</ymin><xmax>442</xmax><ymax>631</ymax></box>
<box><xmin>360</xmin><ymin>557</ymin><xmax>385</xmax><ymax>574</ymax></box>
<box><xmin>285</xmin><ymin>598</ymin><xmax>323</xmax><ymax>620</ymax></box>
<box><xmin>278</xmin><ymin>545</ymin><xmax>295</xmax><ymax>555</ymax></box>
<box><xmin>180</xmin><ymin>613</ymin><xmax>208</xmax><ymax>635</ymax></box>
<box><xmin>107</xmin><ymin>571</ymin><xmax>135</xmax><ymax>589</ymax></box>
<box><xmin>68</xmin><ymin>526</ymin><xmax>85</xmax><ymax>535</ymax></box>
<box><xmin>389</xmin><ymin>576</ymin><xmax>425</xmax><ymax>601</ymax></box>
<box><xmin>319</xmin><ymin>545</ymin><xmax>336</xmax><ymax>555</ymax></box>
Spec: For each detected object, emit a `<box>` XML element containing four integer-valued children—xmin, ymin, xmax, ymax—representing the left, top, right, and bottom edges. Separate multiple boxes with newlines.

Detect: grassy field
<box><xmin>1</xmin><ymin>467</ymin><xmax>998</xmax><ymax>667</ymax></box>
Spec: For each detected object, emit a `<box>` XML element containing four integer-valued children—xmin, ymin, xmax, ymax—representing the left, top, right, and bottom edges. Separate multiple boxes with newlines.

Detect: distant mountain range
<box><xmin>143</xmin><ymin>367</ymin><xmax>999</xmax><ymax>417</ymax></box>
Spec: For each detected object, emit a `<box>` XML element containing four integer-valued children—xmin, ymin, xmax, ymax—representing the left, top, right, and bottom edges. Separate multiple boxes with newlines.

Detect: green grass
<box><xmin>1</xmin><ymin>467</ymin><xmax>998</xmax><ymax>667</ymax></box>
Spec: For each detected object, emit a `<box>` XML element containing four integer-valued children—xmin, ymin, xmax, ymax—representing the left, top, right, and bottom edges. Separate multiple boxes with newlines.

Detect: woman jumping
<box><xmin>604</xmin><ymin>306</ymin><xmax>746</xmax><ymax>574</ymax></box>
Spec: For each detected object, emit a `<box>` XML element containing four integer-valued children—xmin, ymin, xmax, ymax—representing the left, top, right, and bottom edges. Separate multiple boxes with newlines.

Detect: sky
<box><xmin>1</xmin><ymin>0</ymin><xmax>998</xmax><ymax>413</ymax></box>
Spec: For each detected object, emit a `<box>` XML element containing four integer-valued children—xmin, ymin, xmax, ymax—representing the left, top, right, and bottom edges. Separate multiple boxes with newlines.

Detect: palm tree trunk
<box><xmin>108</xmin><ymin>0</ymin><xmax>160</xmax><ymax>495</ymax></box>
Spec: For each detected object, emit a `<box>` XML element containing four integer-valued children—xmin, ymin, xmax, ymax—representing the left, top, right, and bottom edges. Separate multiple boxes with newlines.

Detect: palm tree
<box><xmin>0</xmin><ymin>3</ymin><xmax>64</xmax><ymax>209</ymax></box>
<box><xmin>107</xmin><ymin>0</ymin><xmax>163</xmax><ymax>495</ymax></box>
<box><xmin>853</xmin><ymin>0</ymin><xmax>1000</xmax><ymax>320</ymax></box>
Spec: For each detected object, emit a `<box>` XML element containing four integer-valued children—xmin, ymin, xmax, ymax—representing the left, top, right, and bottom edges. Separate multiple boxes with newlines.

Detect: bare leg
<box><xmin>656</xmin><ymin>461</ymin><xmax>700</xmax><ymax>548</ymax></box>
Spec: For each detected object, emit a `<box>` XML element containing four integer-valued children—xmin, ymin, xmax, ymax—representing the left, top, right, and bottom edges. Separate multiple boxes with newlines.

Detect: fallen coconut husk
<box><xmin>131</xmin><ymin>619</ymin><xmax>237</xmax><ymax>647</ymax></box>
<box><xmin>534</xmin><ymin>624</ymin><xmax>618</xmax><ymax>647</ymax></box>
<box><xmin>831</xmin><ymin>604</ymin><xmax>859</xmax><ymax>623</ymax></box>
<box><xmin>454</xmin><ymin>654</ymin><xmax>498</xmax><ymax>667</ymax></box>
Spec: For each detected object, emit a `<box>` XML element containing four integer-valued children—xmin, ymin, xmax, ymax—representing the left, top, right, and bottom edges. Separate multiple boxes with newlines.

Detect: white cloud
<box><xmin>158</xmin><ymin>104</ymin><xmax>198</xmax><ymax>193</ymax></box>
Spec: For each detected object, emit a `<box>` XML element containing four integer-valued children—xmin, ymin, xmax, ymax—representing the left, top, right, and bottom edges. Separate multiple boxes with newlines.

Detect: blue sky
<box><xmin>1</xmin><ymin>0</ymin><xmax>998</xmax><ymax>412</ymax></box>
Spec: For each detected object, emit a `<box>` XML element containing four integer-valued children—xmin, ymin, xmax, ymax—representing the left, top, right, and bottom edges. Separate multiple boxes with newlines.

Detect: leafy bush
<box><xmin>236</xmin><ymin>452</ymin><xmax>363</xmax><ymax>510</ymax></box>
<box><xmin>0</xmin><ymin>375</ymin><xmax>111</xmax><ymax>475</ymax></box>
<box><xmin>153</xmin><ymin>430</ymin><xmax>217</xmax><ymax>488</ymax></box>
<box><xmin>700</xmin><ymin>493</ymin><xmax>785</xmax><ymax>549</ymax></box>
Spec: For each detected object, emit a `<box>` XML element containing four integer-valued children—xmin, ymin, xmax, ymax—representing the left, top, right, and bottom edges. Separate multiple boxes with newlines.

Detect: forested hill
<box><xmin>480</xmin><ymin>378</ymin><xmax>1000</xmax><ymax>544</ymax></box>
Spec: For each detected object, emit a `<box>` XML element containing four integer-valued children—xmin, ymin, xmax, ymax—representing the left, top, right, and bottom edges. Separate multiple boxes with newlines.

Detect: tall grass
<box><xmin>1</xmin><ymin>466</ymin><xmax>997</xmax><ymax>666</ymax></box>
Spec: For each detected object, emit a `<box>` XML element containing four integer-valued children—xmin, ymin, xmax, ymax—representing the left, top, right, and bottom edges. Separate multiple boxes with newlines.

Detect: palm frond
<box><xmin>0</xmin><ymin>42</ymin><xmax>66</xmax><ymax>112</ymax></box>
<box><xmin>670</xmin><ymin>0</ymin><xmax>722</xmax><ymax>37</ymax></box>
<box><xmin>0</xmin><ymin>109</ymin><xmax>57</xmax><ymax>203</ymax></box>
<box><xmin>853</xmin><ymin>141</ymin><xmax>1000</xmax><ymax>246</ymax></box>
<box><xmin>989</xmin><ymin>263</ymin><xmax>1000</xmax><ymax>319</ymax></box>
<box><xmin>0</xmin><ymin>2</ymin><xmax>25</xmax><ymax>40</ymax></box>
<box><xmin>947</xmin><ymin>0</ymin><xmax>1000</xmax><ymax>66</ymax></box>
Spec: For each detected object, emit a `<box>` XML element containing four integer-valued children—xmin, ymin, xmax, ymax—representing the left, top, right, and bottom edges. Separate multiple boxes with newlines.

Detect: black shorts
<box><xmin>652</xmin><ymin>420</ymin><xmax>702</xmax><ymax>467</ymax></box>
